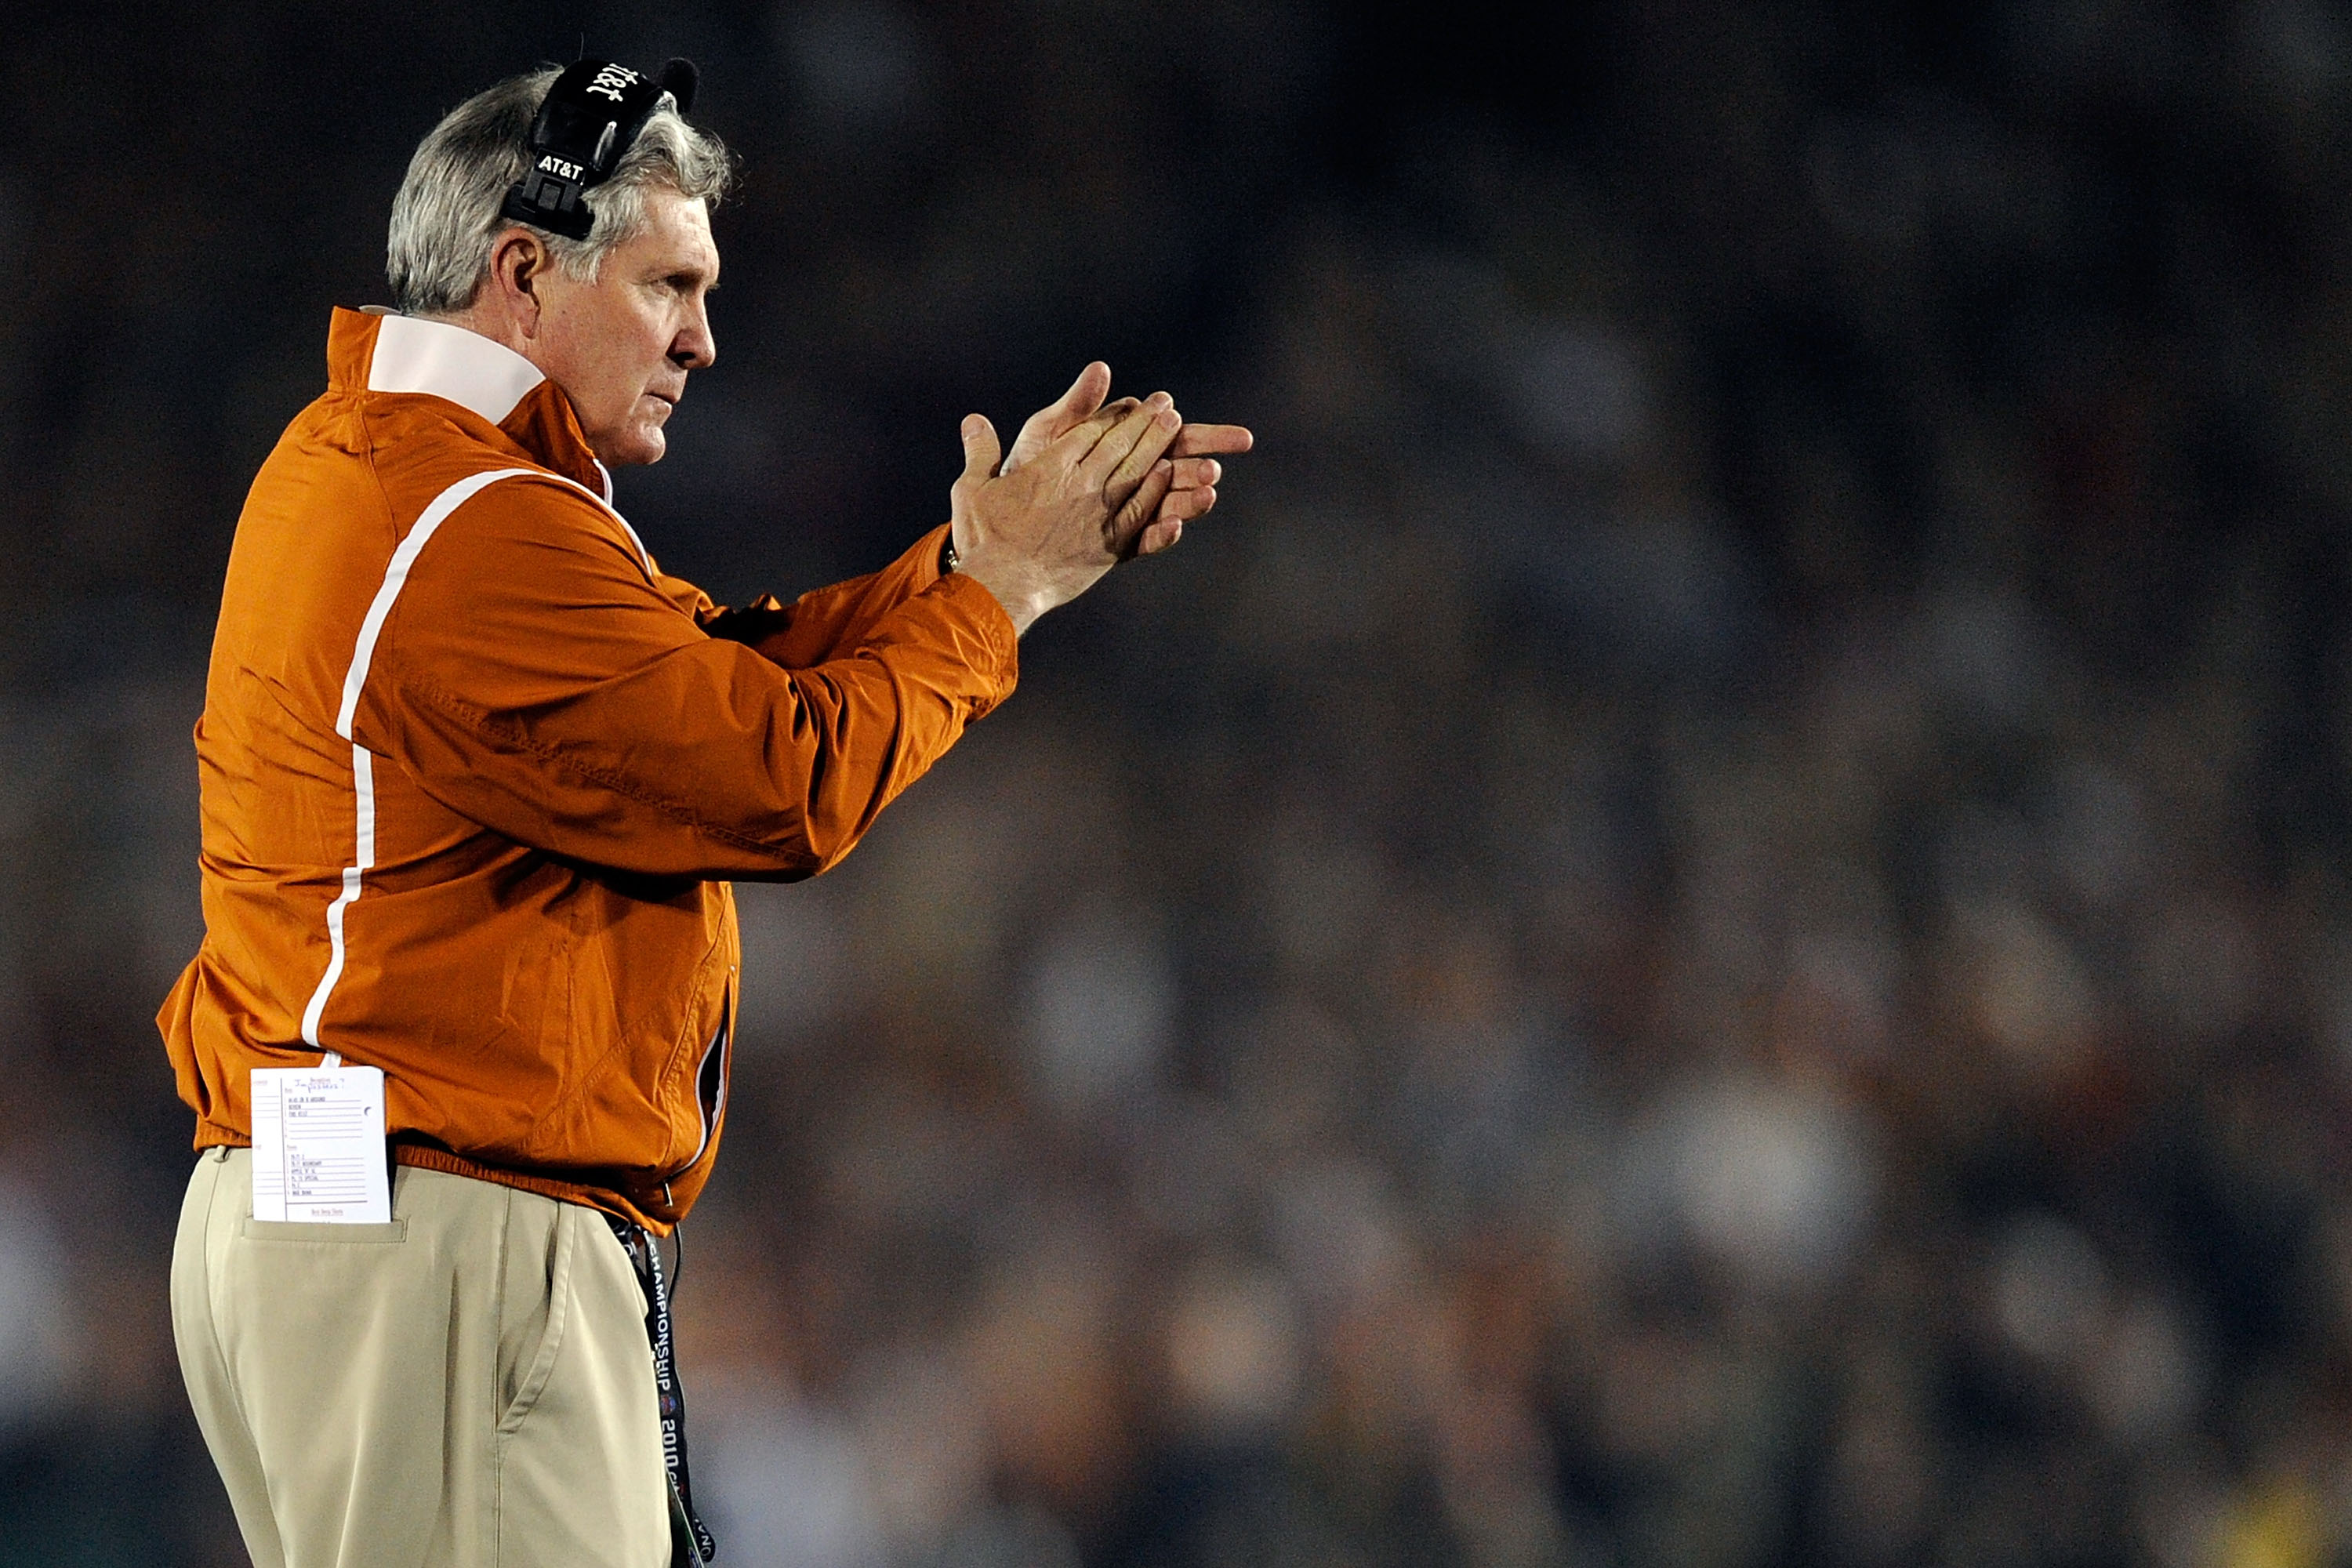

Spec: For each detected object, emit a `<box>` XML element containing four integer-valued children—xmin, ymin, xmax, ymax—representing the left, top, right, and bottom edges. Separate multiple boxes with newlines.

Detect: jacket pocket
<box><xmin>651</xmin><ymin>936</ymin><xmax>733</xmax><ymax>1175</ymax></box>
<box><xmin>677</xmin><ymin>1006</ymin><xmax>731</xmax><ymax>1178</ymax></box>
<box><xmin>524</xmin><ymin>890</ymin><xmax>728</xmax><ymax>1174</ymax></box>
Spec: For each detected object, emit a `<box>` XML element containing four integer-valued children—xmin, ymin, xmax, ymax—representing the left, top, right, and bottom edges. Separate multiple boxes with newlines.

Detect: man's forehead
<box><xmin>634</xmin><ymin>188</ymin><xmax>720</xmax><ymax>278</ymax></box>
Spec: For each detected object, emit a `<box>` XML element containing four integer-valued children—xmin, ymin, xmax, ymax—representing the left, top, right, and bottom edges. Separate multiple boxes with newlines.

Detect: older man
<box><xmin>161</xmin><ymin>61</ymin><xmax>1247</xmax><ymax>1568</ymax></box>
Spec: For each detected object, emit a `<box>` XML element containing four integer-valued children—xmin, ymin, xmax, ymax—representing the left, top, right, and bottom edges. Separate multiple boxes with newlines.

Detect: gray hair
<box><xmin>387</xmin><ymin>67</ymin><xmax>734</xmax><ymax>317</ymax></box>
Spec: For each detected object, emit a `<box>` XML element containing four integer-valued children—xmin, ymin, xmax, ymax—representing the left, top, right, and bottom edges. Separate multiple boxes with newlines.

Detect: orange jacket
<box><xmin>158</xmin><ymin>308</ymin><xmax>1018</xmax><ymax>1230</ymax></box>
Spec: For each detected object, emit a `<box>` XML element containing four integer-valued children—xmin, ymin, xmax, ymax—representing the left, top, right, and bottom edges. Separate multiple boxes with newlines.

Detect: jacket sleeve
<box><xmin>352</xmin><ymin>477</ymin><xmax>1017</xmax><ymax>880</ymax></box>
<box><xmin>696</xmin><ymin>525</ymin><xmax>956</xmax><ymax>667</ymax></box>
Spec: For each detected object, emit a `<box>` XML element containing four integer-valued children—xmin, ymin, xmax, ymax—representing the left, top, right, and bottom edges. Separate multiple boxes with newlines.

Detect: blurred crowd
<box><xmin>5</xmin><ymin>1</ymin><xmax>2352</xmax><ymax>1565</ymax></box>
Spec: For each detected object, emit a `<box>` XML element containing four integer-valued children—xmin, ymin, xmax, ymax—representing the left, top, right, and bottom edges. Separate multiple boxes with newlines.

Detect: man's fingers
<box><xmin>1107</xmin><ymin>402</ymin><xmax>1181</xmax><ymax>495</ymax></box>
<box><xmin>1076</xmin><ymin>394</ymin><xmax>1167</xmax><ymax>470</ymax></box>
<box><xmin>1130</xmin><ymin>482</ymin><xmax>1216</xmax><ymax>557</ymax></box>
<box><xmin>1112</xmin><ymin>462</ymin><xmax>1178</xmax><ymax>557</ymax></box>
<box><xmin>1083</xmin><ymin>395</ymin><xmax>1180</xmax><ymax>498</ymax></box>
<box><xmin>1171</xmin><ymin>423</ymin><xmax>1254</xmax><ymax>459</ymax></box>
<box><xmin>1013</xmin><ymin>397</ymin><xmax>1142</xmax><ymax>475</ymax></box>
<box><xmin>1159</xmin><ymin>484</ymin><xmax>1219</xmax><ymax>526</ymax></box>
<box><xmin>1005</xmin><ymin>365</ymin><xmax>1116</xmax><ymax>474</ymax></box>
<box><xmin>1069</xmin><ymin>397</ymin><xmax>1145</xmax><ymax>445</ymax></box>
<box><xmin>1171</xmin><ymin>457</ymin><xmax>1221</xmax><ymax>491</ymax></box>
<box><xmin>1055</xmin><ymin>362</ymin><xmax>1112</xmax><ymax>425</ymax></box>
<box><xmin>1135</xmin><ymin>517</ymin><xmax>1184</xmax><ymax>556</ymax></box>
<box><xmin>1037</xmin><ymin>394</ymin><xmax>1140</xmax><ymax>466</ymax></box>
<box><xmin>960</xmin><ymin>413</ymin><xmax>1003</xmax><ymax>482</ymax></box>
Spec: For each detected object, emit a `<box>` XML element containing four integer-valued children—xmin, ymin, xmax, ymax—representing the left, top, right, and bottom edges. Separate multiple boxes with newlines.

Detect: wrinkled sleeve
<box><xmin>697</xmin><ymin>524</ymin><xmax>956</xmax><ymax>666</ymax></box>
<box><xmin>354</xmin><ymin>480</ymin><xmax>1016</xmax><ymax>880</ymax></box>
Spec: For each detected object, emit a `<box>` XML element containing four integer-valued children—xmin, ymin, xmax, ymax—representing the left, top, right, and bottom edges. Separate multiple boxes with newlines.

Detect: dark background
<box><xmin>5</xmin><ymin>1</ymin><xmax>2352</xmax><ymax>1563</ymax></box>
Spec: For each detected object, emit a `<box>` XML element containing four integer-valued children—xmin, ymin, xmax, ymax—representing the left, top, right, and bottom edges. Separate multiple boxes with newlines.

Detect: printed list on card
<box><xmin>249</xmin><ymin>1065</ymin><xmax>393</xmax><ymax>1224</ymax></box>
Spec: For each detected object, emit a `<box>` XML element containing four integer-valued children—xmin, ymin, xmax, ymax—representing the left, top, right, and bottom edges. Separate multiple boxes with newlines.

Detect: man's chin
<box><xmin>601</xmin><ymin>428</ymin><xmax>668</xmax><ymax>468</ymax></box>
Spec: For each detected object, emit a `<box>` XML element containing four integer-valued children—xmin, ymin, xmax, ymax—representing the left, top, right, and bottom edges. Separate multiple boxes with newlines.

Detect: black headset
<box><xmin>499</xmin><ymin>58</ymin><xmax>699</xmax><ymax>241</ymax></box>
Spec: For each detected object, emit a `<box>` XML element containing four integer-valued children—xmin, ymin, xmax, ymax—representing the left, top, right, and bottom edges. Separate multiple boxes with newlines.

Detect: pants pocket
<box><xmin>237</xmin><ymin>1217</ymin><xmax>408</xmax><ymax>1243</ymax></box>
<box><xmin>497</xmin><ymin>1200</ymin><xmax>579</xmax><ymax>1433</ymax></box>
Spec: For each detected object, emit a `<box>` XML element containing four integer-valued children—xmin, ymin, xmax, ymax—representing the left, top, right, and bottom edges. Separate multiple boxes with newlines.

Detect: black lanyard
<box><xmin>610</xmin><ymin>1218</ymin><xmax>717</xmax><ymax>1566</ymax></box>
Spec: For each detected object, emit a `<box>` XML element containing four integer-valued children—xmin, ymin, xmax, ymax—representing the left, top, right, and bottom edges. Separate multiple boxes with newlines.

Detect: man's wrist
<box><xmin>939</xmin><ymin>530</ymin><xmax>961</xmax><ymax>575</ymax></box>
<box><xmin>953</xmin><ymin>554</ymin><xmax>1045</xmax><ymax>637</ymax></box>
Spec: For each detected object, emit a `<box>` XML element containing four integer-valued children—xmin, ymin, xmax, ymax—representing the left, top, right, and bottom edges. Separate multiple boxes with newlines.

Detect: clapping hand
<box><xmin>996</xmin><ymin>363</ymin><xmax>1253</xmax><ymax>557</ymax></box>
<box><xmin>949</xmin><ymin>364</ymin><xmax>1253</xmax><ymax>632</ymax></box>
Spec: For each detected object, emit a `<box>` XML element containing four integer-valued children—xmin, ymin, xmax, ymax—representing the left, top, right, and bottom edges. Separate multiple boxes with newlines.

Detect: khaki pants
<box><xmin>172</xmin><ymin>1148</ymin><xmax>670</xmax><ymax>1568</ymax></box>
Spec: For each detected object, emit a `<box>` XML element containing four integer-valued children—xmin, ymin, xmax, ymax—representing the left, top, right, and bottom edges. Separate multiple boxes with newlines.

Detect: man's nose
<box><xmin>672</xmin><ymin>301</ymin><xmax>716</xmax><ymax>372</ymax></box>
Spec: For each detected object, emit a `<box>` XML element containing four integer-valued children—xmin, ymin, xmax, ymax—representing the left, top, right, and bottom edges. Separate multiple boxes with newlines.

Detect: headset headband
<box><xmin>499</xmin><ymin>57</ymin><xmax>699</xmax><ymax>241</ymax></box>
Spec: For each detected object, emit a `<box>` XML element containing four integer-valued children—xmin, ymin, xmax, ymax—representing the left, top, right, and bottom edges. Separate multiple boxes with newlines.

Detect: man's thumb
<box><xmin>1058</xmin><ymin>362</ymin><xmax>1112</xmax><ymax>419</ymax></box>
<box><xmin>960</xmin><ymin>414</ymin><xmax>1003</xmax><ymax>479</ymax></box>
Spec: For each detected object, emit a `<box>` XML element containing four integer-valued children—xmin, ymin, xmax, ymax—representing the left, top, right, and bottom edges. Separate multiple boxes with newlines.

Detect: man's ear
<box><xmin>485</xmin><ymin>227</ymin><xmax>550</xmax><ymax>336</ymax></box>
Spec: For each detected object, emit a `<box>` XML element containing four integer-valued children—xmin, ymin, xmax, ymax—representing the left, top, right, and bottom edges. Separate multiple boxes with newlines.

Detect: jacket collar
<box><xmin>326</xmin><ymin>308</ymin><xmax>609</xmax><ymax>498</ymax></box>
<box><xmin>364</xmin><ymin>310</ymin><xmax>543</xmax><ymax>423</ymax></box>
